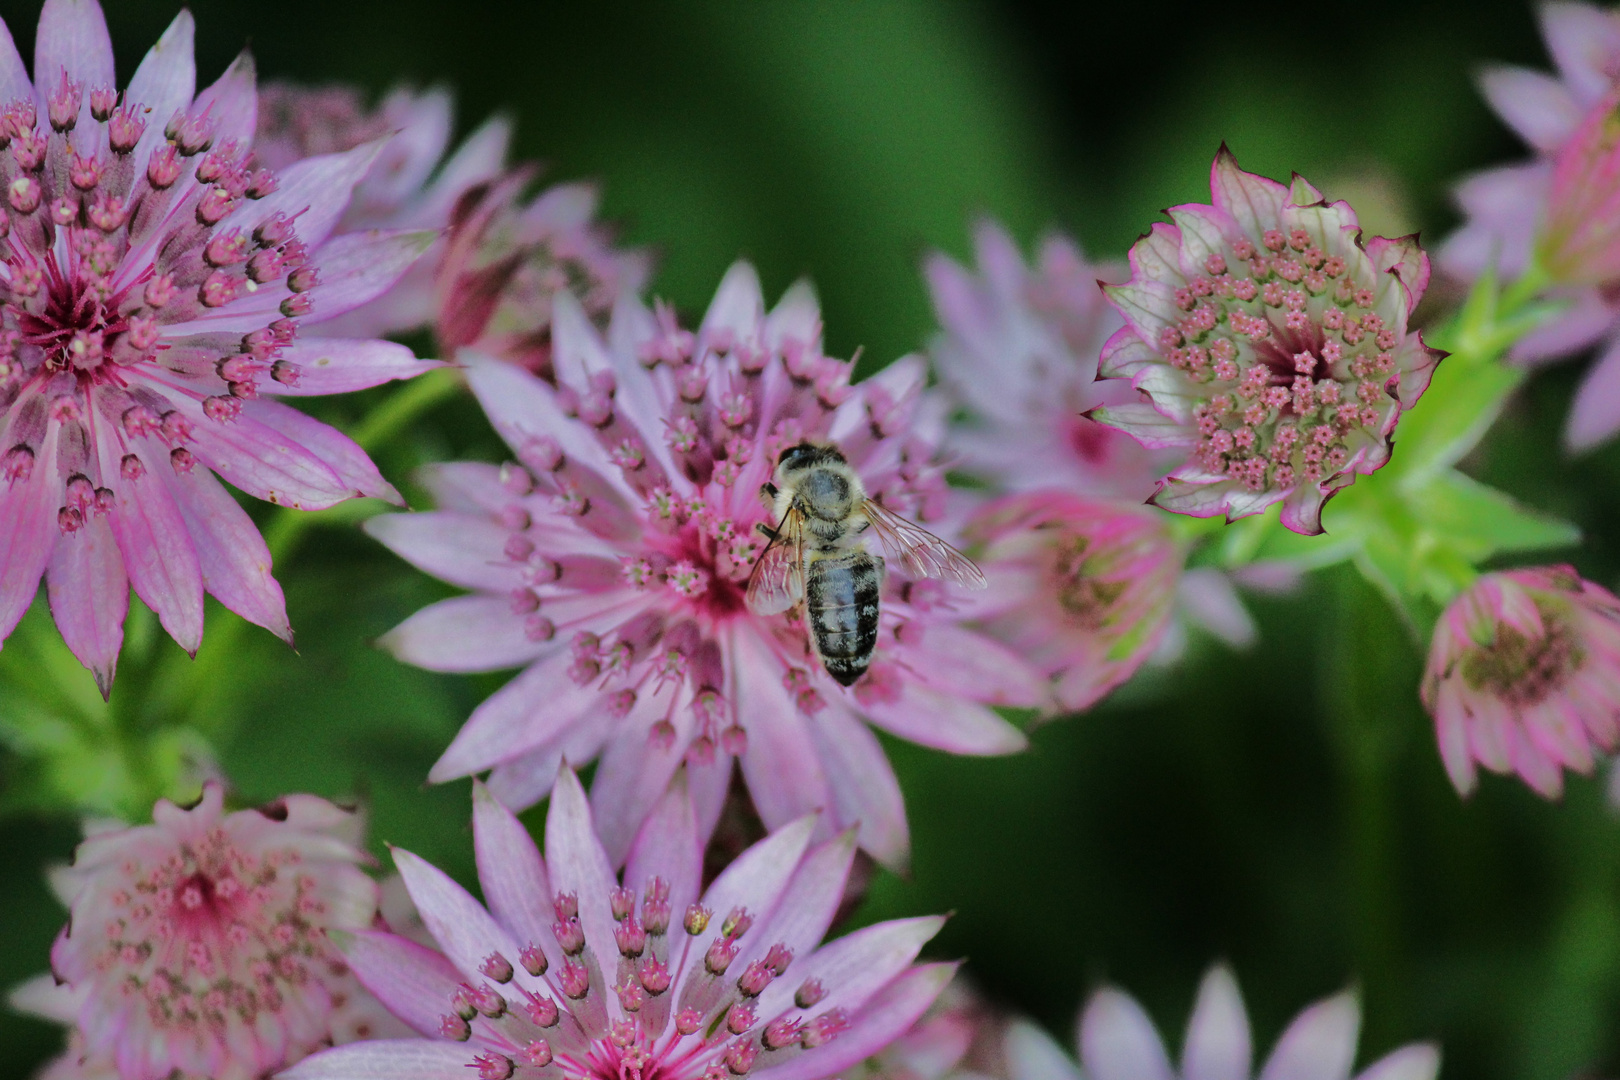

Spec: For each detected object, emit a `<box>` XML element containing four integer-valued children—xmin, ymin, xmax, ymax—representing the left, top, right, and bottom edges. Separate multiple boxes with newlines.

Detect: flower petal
<box><xmin>751</xmin><ymin>915</ymin><xmax>943</xmax><ymax>1028</ymax></box>
<box><xmin>0</xmin><ymin>15</ymin><xmax>31</xmax><ymax>104</ymax></box>
<box><xmin>307</xmin><ymin>230</ymin><xmax>439</xmax><ymax>324</ymax></box>
<box><xmin>543</xmin><ymin>766</ymin><xmax>621</xmax><ymax>966</ymax></box>
<box><xmin>0</xmin><ymin>430</ymin><xmax>58</xmax><ymax>642</ymax></box>
<box><xmin>191</xmin><ymin>50</ymin><xmax>257</xmax><ymax>149</ymax></box>
<box><xmin>807</xmin><ymin>703</ymin><xmax>908</xmax><ymax>871</ymax></box>
<box><xmin>106</xmin><ymin>447</ymin><xmax>204</xmax><ymax>655</ymax></box>
<box><xmin>336</xmin><ymin>928</ymin><xmax>463</xmax><ymax>1037</ymax></box>
<box><xmin>379</xmin><ymin>595</ymin><xmax>551</xmax><ymax>673</ymax></box>
<box><xmin>238</xmin><ymin>399</ymin><xmax>398</xmax><ymax>504</ymax></box>
<box><xmin>167</xmin><ymin>464</ymin><xmax>289</xmax><ymax>642</ymax></box>
<box><xmin>1566</xmin><ymin>333</ymin><xmax>1620</xmax><ymax>451</ymax></box>
<box><xmin>755</xmin><ymin>963</ymin><xmax>954</xmax><ymax>1080</ymax></box>
<box><xmin>859</xmin><ymin>683</ymin><xmax>1028</xmax><ymax>755</ymax></box>
<box><xmin>472</xmin><ymin>780</ymin><xmax>555</xmax><ymax>951</ymax></box>
<box><xmin>34</xmin><ymin>0</ymin><xmax>114</xmax><ymax>111</ymax></box>
<box><xmin>1257</xmin><ymin>992</ymin><xmax>1359</xmax><ymax>1080</ymax></box>
<box><xmin>1078</xmin><ymin>988</ymin><xmax>1176</xmax><ymax>1080</ymax></box>
<box><xmin>391</xmin><ymin>846</ymin><xmax>519</xmax><ymax>984</ymax></box>
<box><xmin>176</xmin><ymin>397</ymin><xmax>350</xmax><ymax>510</ymax></box>
<box><xmin>1355</xmin><ymin>1044</ymin><xmax>1441</xmax><ymax>1080</ymax></box>
<box><xmin>1182</xmin><ymin>965</ymin><xmax>1252</xmax><ymax>1080</ymax></box>
<box><xmin>265</xmin><ymin>339</ymin><xmax>445</xmax><ymax>397</ymax></box>
<box><xmin>1004</xmin><ymin>1020</ymin><xmax>1084</xmax><ymax>1080</ymax></box>
<box><xmin>279</xmin><ymin>1039</ymin><xmax>470</xmax><ymax>1080</ymax></box>
<box><xmin>624</xmin><ymin>769</ymin><xmax>705</xmax><ymax>923</ymax></box>
<box><xmin>45</xmin><ymin>510</ymin><xmax>126</xmax><ymax>695</ymax></box>
<box><xmin>363</xmin><ymin>510</ymin><xmax>518</xmax><ymax>592</ymax></box>
<box><xmin>1478</xmin><ymin>65</ymin><xmax>1583</xmax><ymax>151</ymax></box>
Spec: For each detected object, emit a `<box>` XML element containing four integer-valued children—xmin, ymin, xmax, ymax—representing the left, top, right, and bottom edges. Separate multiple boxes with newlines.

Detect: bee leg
<box><xmin>755</xmin><ymin>522</ymin><xmax>778</xmax><ymax>540</ymax></box>
<box><xmin>758</xmin><ymin>482</ymin><xmax>778</xmax><ymax>510</ymax></box>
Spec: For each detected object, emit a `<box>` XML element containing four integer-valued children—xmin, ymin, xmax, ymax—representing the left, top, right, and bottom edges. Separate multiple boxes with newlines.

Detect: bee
<box><xmin>746</xmin><ymin>441</ymin><xmax>987</xmax><ymax>686</ymax></box>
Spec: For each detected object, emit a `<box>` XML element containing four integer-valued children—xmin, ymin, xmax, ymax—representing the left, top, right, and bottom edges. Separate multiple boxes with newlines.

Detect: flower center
<box><xmin>1049</xmin><ymin>534</ymin><xmax>1129</xmax><ymax>630</ymax></box>
<box><xmin>1461</xmin><ymin>606</ymin><xmax>1583</xmax><ymax>707</ymax></box>
<box><xmin>15</xmin><ymin>239</ymin><xmax>135</xmax><ymax>379</ymax></box>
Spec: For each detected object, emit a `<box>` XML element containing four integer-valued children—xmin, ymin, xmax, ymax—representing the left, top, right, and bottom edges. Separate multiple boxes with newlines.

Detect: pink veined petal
<box><xmin>1089</xmin><ymin>402</ymin><xmax>1200</xmax><ymax>448</ymax></box>
<box><xmin>0</xmin><ymin>429</ymin><xmax>58</xmax><ymax>642</ymax></box>
<box><xmin>1257</xmin><ymin>993</ymin><xmax>1359</xmax><ymax>1080</ymax></box>
<box><xmin>624</xmin><ymin>769</ymin><xmax>705</xmax><ymax>924</ymax></box>
<box><xmin>122</xmin><ymin>9</ymin><xmax>196</xmax><ymax>179</ymax></box>
<box><xmin>543</xmin><ymin>766</ymin><xmax>621</xmax><ymax>965</ymax></box>
<box><xmin>1079</xmin><ymin>989</ymin><xmax>1176</xmax><ymax>1080</ymax></box>
<box><xmin>471</xmin><ymin>780</ymin><xmax>557</xmax><ymax>953</ymax></box>
<box><xmin>677</xmin><ymin>814</ymin><xmax>818</xmax><ymax>978</ymax></box>
<box><xmin>1209</xmin><ymin>145</ymin><xmax>1288</xmax><ymax>239</ymax></box>
<box><xmin>172</xmin><ymin>396</ymin><xmax>349</xmax><ymax>510</ymax></box>
<box><xmin>416</xmin><ymin>461</ymin><xmax>509</xmax><ymax>515</ymax></box>
<box><xmin>220</xmin><ymin>137</ymin><xmax>389</xmax><ymax>251</ymax></box>
<box><xmin>901</xmin><ymin>624</ymin><xmax>1048</xmax><ymax>707</ymax></box>
<box><xmin>1478</xmin><ymin>65</ymin><xmax>1583</xmax><ymax>151</ymax></box>
<box><xmin>379</xmin><ymin>594</ymin><xmax>554</xmax><ymax>673</ymax></box>
<box><xmin>279</xmin><ymin>1039</ymin><xmax>470</xmax><ymax>1080</ymax></box>
<box><xmin>264</xmin><ymin>338</ymin><xmax>446</xmax><ymax>397</ymax></box>
<box><xmin>1181</xmin><ymin>966</ymin><xmax>1252</xmax><ymax>1080</ymax></box>
<box><xmin>750</xmin><ymin>915</ymin><xmax>944</xmax><ymax>1028</ymax></box>
<box><xmin>588</xmin><ymin>696</ymin><xmax>690</xmax><ymax>866</ymax></box>
<box><xmin>0</xmin><ymin>14</ymin><xmax>30</xmax><ymax>104</ymax></box>
<box><xmin>744</xmin><ymin>829</ymin><xmax>855</xmax><ymax>968</ymax></box>
<box><xmin>33</xmin><ymin>0</ymin><xmax>114</xmax><ymax>113</ymax></box>
<box><xmin>391</xmin><ymin>846</ymin><xmax>521</xmax><ymax>983</ymax></box>
<box><xmin>1354</xmin><ymin>1044</ymin><xmax>1441</xmax><ymax>1080</ymax></box>
<box><xmin>551</xmin><ymin>289</ymin><xmax>618</xmax><ymax>389</ymax></box>
<box><xmin>238</xmin><ymin>398</ymin><xmax>399</xmax><ymax>503</ymax></box>
<box><xmin>486</xmin><ymin>744</ymin><xmax>567</xmax><ymax>813</ymax></box>
<box><xmin>363</xmin><ymin>511</ymin><xmax>519</xmax><ymax>592</ymax></box>
<box><xmin>165</xmin><ymin>464</ymin><xmax>290</xmax><ymax>642</ymax></box>
<box><xmin>1003</xmin><ymin>1020</ymin><xmax>1084</xmax><ymax>1080</ymax></box>
<box><xmin>754</xmin><ymin>963</ymin><xmax>956</xmax><ymax>1080</ymax></box>
<box><xmin>104</xmin><ymin>444</ymin><xmax>205</xmax><ymax>655</ymax></box>
<box><xmin>305</xmin><ymin>230</ymin><xmax>439</xmax><ymax>324</ymax></box>
<box><xmin>859</xmin><ymin>681</ymin><xmax>1028</xmax><ymax>755</ymax></box>
<box><xmin>1566</xmin><ymin>333</ymin><xmax>1620</xmax><ymax>451</ymax></box>
<box><xmin>45</xmin><ymin>511</ymin><xmax>127</xmax><ymax>696</ymax></box>
<box><xmin>414</xmin><ymin>114</ymin><xmax>512</xmax><ymax>225</ymax></box>
<box><xmin>805</xmin><ymin>703</ymin><xmax>909</xmax><ymax>871</ymax></box>
<box><xmin>733</xmin><ymin>633</ymin><xmax>833</xmax><ymax>832</ymax></box>
<box><xmin>336</xmin><ymin>928</ymin><xmax>463</xmax><ymax>1038</ymax></box>
<box><xmin>190</xmin><ymin>50</ymin><xmax>257</xmax><ymax>149</ymax></box>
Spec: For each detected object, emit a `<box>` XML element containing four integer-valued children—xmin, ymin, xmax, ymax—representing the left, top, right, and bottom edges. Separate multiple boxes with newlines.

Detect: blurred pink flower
<box><xmin>962</xmin><ymin>492</ymin><xmax>1180</xmax><ymax>712</ymax></box>
<box><xmin>993</xmin><ymin>965</ymin><xmax>1437</xmax><ymax>1080</ymax></box>
<box><xmin>43</xmin><ymin>782</ymin><xmax>381</xmax><ymax>1080</ymax></box>
<box><xmin>254</xmin><ymin>82</ymin><xmax>511</xmax><ymax>338</ymax></box>
<box><xmin>282</xmin><ymin>768</ymin><xmax>955</xmax><ymax>1080</ymax></box>
<box><xmin>1093</xmin><ymin>148</ymin><xmax>1441</xmax><ymax>536</ymax></box>
<box><xmin>366</xmin><ymin>263</ymin><xmax>1044</xmax><ymax>869</ymax></box>
<box><xmin>1439</xmin><ymin>2</ymin><xmax>1620</xmax><ymax>449</ymax></box>
<box><xmin>1421</xmin><ymin>565</ymin><xmax>1620</xmax><ymax>798</ymax></box>
<box><xmin>925</xmin><ymin>220</ymin><xmax>1164</xmax><ymax>499</ymax></box>
<box><xmin>0</xmin><ymin>0</ymin><xmax>442</xmax><ymax>691</ymax></box>
<box><xmin>435</xmin><ymin>167</ymin><xmax>651</xmax><ymax>375</ymax></box>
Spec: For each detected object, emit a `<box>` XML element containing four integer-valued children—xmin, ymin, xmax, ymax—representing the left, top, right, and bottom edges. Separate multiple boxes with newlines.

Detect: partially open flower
<box><xmin>435</xmin><ymin>168</ymin><xmax>651</xmax><ymax>375</ymax></box>
<box><xmin>281</xmin><ymin>769</ymin><xmax>954</xmax><ymax>1080</ymax></box>
<box><xmin>1092</xmin><ymin>147</ymin><xmax>1441</xmax><ymax>535</ymax></box>
<box><xmin>0</xmin><ymin>0</ymin><xmax>441</xmax><ymax>691</ymax></box>
<box><xmin>963</xmin><ymin>492</ymin><xmax>1181</xmax><ymax>712</ymax></box>
<box><xmin>1422</xmin><ymin>565</ymin><xmax>1620</xmax><ymax>798</ymax></box>
<box><xmin>255</xmin><ymin>82</ymin><xmax>511</xmax><ymax>338</ymax></box>
<box><xmin>366</xmin><ymin>263</ymin><xmax>1045</xmax><ymax>869</ymax></box>
<box><xmin>42</xmin><ymin>783</ymin><xmax>381</xmax><ymax>1080</ymax></box>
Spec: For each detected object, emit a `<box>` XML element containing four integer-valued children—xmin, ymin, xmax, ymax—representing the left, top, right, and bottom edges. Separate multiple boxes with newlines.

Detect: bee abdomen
<box><xmin>806</xmin><ymin>552</ymin><xmax>884</xmax><ymax>687</ymax></box>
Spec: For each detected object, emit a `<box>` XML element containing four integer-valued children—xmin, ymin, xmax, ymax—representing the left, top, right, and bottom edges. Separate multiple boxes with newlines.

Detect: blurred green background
<box><xmin>4</xmin><ymin>1</ymin><xmax>1617</xmax><ymax>1078</ymax></box>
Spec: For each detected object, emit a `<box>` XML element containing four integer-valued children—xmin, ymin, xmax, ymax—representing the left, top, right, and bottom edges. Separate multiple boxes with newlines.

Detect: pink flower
<box><xmin>365</xmin><ymin>263</ymin><xmax>1045</xmax><ymax>869</ymax></box>
<box><xmin>281</xmin><ymin>768</ymin><xmax>956</xmax><ymax>1080</ymax></box>
<box><xmin>843</xmin><ymin>976</ymin><xmax>993</xmax><ymax>1080</ymax></box>
<box><xmin>1421</xmin><ymin>565</ymin><xmax>1620</xmax><ymax>798</ymax></box>
<box><xmin>994</xmin><ymin>965</ymin><xmax>1437</xmax><ymax>1080</ymax></box>
<box><xmin>0</xmin><ymin>0</ymin><xmax>442</xmax><ymax>691</ymax></box>
<box><xmin>44</xmin><ymin>782</ymin><xmax>382</xmax><ymax>1080</ymax></box>
<box><xmin>435</xmin><ymin>166</ymin><xmax>651</xmax><ymax>375</ymax></box>
<box><xmin>1438</xmin><ymin>2</ymin><xmax>1620</xmax><ymax>449</ymax></box>
<box><xmin>962</xmin><ymin>492</ymin><xmax>1181</xmax><ymax>712</ymax></box>
<box><xmin>1093</xmin><ymin>147</ymin><xmax>1441</xmax><ymax>536</ymax></box>
<box><xmin>925</xmin><ymin>220</ymin><xmax>1165</xmax><ymax>499</ymax></box>
<box><xmin>255</xmin><ymin>82</ymin><xmax>512</xmax><ymax>338</ymax></box>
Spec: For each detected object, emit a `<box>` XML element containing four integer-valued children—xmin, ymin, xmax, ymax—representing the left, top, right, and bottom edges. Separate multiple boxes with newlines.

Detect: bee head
<box><xmin>777</xmin><ymin>441</ymin><xmax>845</xmax><ymax>473</ymax></box>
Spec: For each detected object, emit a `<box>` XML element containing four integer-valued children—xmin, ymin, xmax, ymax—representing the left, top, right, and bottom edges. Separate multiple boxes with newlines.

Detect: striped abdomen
<box><xmin>805</xmin><ymin>550</ymin><xmax>884</xmax><ymax>686</ymax></box>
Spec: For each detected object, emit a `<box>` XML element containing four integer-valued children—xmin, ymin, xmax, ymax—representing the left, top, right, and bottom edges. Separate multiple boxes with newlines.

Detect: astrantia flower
<box><xmin>1438</xmin><ymin>2</ymin><xmax>1620</xmax><ymax>449</ymax></box>
<box><xmin>0</xmin><ymin>0</ymin><xmax>441</xmax><ymax>689</ymax></box>
<box><xmin>255</xmin><ymin>82</ymin><xmax>511</xmax><ymax>338</ymax></box>
<box><xmin>1421</xmin><ymin>565</ymin><xmax>1620</xmax><ymax>798</ymax></box>
<box><xmin>961</xmin><ymin>492</ymin><xmax>1180</xmax><ymax>712</ymax></box>
<box><xmin>1093</xmin><ymin>148</ymin><xmax>1441</xmax><ymax>535</ymax></box>
<box><xmin>435</xmin><ymin>166</ymin><xmax>651</xmax><ymax>374</ymax></box>
<box><xmin>365</xmin><ymin>263</ymin><xmax>1044</xmax><ymax>868</ymax></box>
<box><xmin>283</xmin><ymin>769</ymin><xmax>955</xmax><ymax>1080</ymax></box>
<box><xmin>43</xmin><ymin>782</ymin><xmax>380</xmax><ymax>1080</ymax></box>
<box><xmin>995</xmin><ymin>965</ymin><xmax>1437</xmax><ymax>1080</ymax></box>
<box><xmin>924</xmin><ymin>219</ymin><xmax>1163</xmax><ymax>499</ymax></box>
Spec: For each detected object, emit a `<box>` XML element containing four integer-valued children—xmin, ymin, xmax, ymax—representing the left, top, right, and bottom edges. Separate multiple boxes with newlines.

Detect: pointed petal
<box><xmin>686</xmin><ymin>815</ymin><xmax>818</xmax><ymax>975</ymax></box>
<box><xmin>1177</xmin><ymin>569</ymin><xmax>1257</xmax><ymax>649</ymax></box>
<box><xmin>190</xmin><ymin>50</ymin><xmax>256</xmax><ymax>149</ymax></box>
<box><xmin>167</xmin><ymin>464</ymin><xmax>289</xmax><ymax>641</ymax></box>
<box><xmin>1182</xmin><ymin>966</ymin><xmax>1252</xmax><ymax>1080</ymax></box>
<box><xmin>238</xmin><ymin>398</ymin><xmax>398</xmax><ymax>503</ymax></box>
<box><xmin>0</xmin><ymin>16</ymin><xmax>30</xmax><ymax>105</ymax></box>
<box><xmin>34</xmin><ymin>0</ymin><xmax>114</xmax><ymax>102</ymax></box>
<box><xmin>1004</xmin><ymin>1020</ymin><xmax>1084</xmax><ymax>1080</ymax></box>
<box><xmin>265</xmin><ymin>338</ymin><xmax>445</xmax><ymax>397</ymax></box>
<box><xmin>1090</xmin><ymin>401</ymin><xmax>1199</xmax><ymax>447</ymax></box>
<box><xmin>124</xmin><ymin>10</ymin><xmax>195</xmax><ymax>179</ymax></box>
<box><xmin>391</xmin><ymin>846</ymin><xmax>519</xmax><ymax>982</ymax></box>
<box><xmin>859</xmin><ymin>684</ymin><xmax>1028</xmax><ymax>755</ymax></box>
<box><xmin>752</xmin><ymin>915</ymin><xmax>944</xmax><ymax>1027</ymax></box>
<box><xmin>1355</xmin><ymin>1045</ymin><xmax>1440</xmax><ymax>1080</ymax></box>
<box><xmin>748</xmin><ymin>829</ymin><xmax>855</xmax><ymax>964</ymax></box>
<box><xmin>175</xmin><ymin>397</ymin><xmax>349</xmax><ymax>510</ymax></box>
<box><xmin>472</xmin><ymin>780</ymin><xmax>555</xmax><ymax>948</ymax></box>
<box><xmin>755</xmin><ymin>964</ymin><xmax>954</xmax><ymax>1080</ymax></box>
<box><xmin>279</xmin><ymin>1039</ymin><xmax>469</xmax><ymax>1080</ymax></box>
<box><xmin>1567</xmin><ymin>334</ymin><xmax>1620</xmax><ymax>451</ymax></box>
<box><xmin>1542</xmin><ymin>1</ymin><xmax>1620</xmax><ymax>103</ymax></box>
<box><xmin>307</xmin><ymin>230</ymin><xmax>439</xmax><ymax>324</ymax></box>
<box><xmin>1257</xmin><ymin>993</ymin><xmax>1359</xmax><ymax>1080</ymax></box>
<box><xmin>428</xmin><ymin>648</ymin><xmax>608</xmax><ymax>782</ymax></box>
<box><xmin>807</xmin><ymin>704</ymin><xmax>909</xmax><ymax>870</ymax></box>
<box><xmin>379</xmin><ymin>594</ymin><xmax>550</xmax><ymax>673</ymax></box>
<box><xmin>1478</xmin><ymin>65</ymin><xmax>1583</xmax><ymax>151</ymax></box>
<box><xmin>222</xmin><ymin>138</ymin><xmax>389</xmax><ymax>250</ymax></box>
<box><xmin>363</xmin><ymin>510</ymin><xmax>517</xmax><ymax>592</ymax></box>
<box><xmin>624</xmin><ymin>770</ymin><xmax>704</xmax><ymax>921</ymax></box>
<box><xmin>543</xmin><ymin>766</ymin><xmax>620</xmax><ymax>963</ymax></box>
<box><xmin>107</xmin><ymin>454</ymin><xmax>204</xmax><ymax>654</ymax></box>
<box><xmin>1079</xmin><ymin>988</ymin><xmax>1176</xmax><ymax>1080</ymax></box>
<box><xmin>46</xmin><ymin>510</ymin><xmax>126</xmax><ymax>692</ymax></box>
<box><xmin>0</xmin><ymin>435</ymin><xmax>57</xmax><ymax>641</ymax></box>
<box><xmin>337</xmin><ymin>928</ymin><xmax>463</xmax><ymax>1037</ymax></box>
<box><xmin>588</xmin><ymin>698</ymin><xmax>688</xmax><ymax>866</ymax></box>
<box><xmin>1210</xmin><ymin>146</ymin><xmax>1287</xmax><ymax>240</ymax></box>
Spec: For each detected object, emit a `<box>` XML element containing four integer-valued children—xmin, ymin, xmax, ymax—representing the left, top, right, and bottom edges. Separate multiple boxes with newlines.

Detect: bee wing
<box><xmin>863</xmin><ymin>500</ymin><xmax>988</xmax><ymax>589</ymax></box>
<box><xmin>746</xmin><ymin>507</ymin><xmax>807</xmax><ymax>615</ymax></box>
